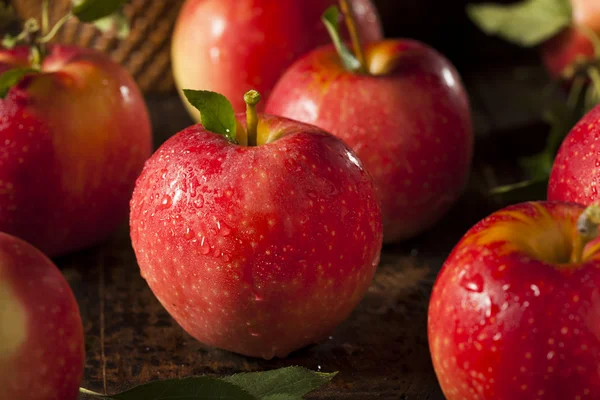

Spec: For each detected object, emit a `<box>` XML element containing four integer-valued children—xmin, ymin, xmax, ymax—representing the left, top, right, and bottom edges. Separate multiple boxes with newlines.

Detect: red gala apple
<box><xmin>548</xmin><ymin>104</ymin><xmax>600</xmax><ymax>205</ymax></box>
<box><xmin>0</xmin><ymin>232</ymin><xmax>85</xmax><ymax>400</ymax></box>
<box><xmin>0</xmin><ymin>44</ymin><xmax>152</xmax><ymax>257</ymax></box>
<box><xmin>130</xmin><ymin>89</ymin><xmax>383</xmax><ymax>359</ymax></box>
<box><xmin>428</xmin><ymin>201</ymin><xmax>600</xmax><ymax>399</ymax></box>
<box><xmin>171</xmin><ymin>0</ymin><xmax>383</xmax><ymax>117</ymax></box>
<box><xmin>266</xmin><ymin>5</ymin><xmax>473</xmax><ymax>243</ymax></box>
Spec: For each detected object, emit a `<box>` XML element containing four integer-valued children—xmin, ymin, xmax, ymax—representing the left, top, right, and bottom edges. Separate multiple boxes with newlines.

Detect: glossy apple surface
<box><xmin>171</xmin><ymin>0</ymin><xmax>383</xmax><ymax>116</ymax></box>
<box><xmin>429</xmin><ymin>201</ymin><xmax>600</xmax><ymax>399</ymax></box>
<box><xmin>0</xmin><ymin>45</ymin><xmax>152</xmax><ymax>257</ymax></box>
<box><xmin>0</xmin><ymin>232</ymin><xmax>84</xmax><ymax>400</ymax></box>
<box><xmin>266</xmin><ymin>39</ymin><xmax>473</xmax><ymax>242</ymax></box>
<box><xmin>130</xmin><ymin>113</ymin><xmax>383</xmax><ymax>359</ymax></box>
<box><xmin>548</xmin><ymin>104</ymin><xmax>600</xmax><ymax>205</ymax></box>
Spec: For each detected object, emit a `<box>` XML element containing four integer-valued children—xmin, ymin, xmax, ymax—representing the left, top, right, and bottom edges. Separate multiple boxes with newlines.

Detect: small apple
<box><xmin>130</xmin><ymin>89</ymin><xmax>383</xmax><ymax>359</ymax></box>
<box><xmin>548</xmin><ymin>104</ymin><xmax>600</xmax><ymax>205</ymax></box>
<box><xmin>171</xmin><ymin>0</ymin><xmax>383</xmax><ymax>117</ymax></box>
<box><xmin>0</xmin><ymin>232</ymin><xmax>85</xmax><ymax>400</ymax></box>
<box><xmin>0</xmin><ymin>11</ymin><xmax>152</xmax><ymax>257</ymax></box>
<box><xmin>266</xmin><ymin>4</ymin><xmax>473</xmax><ymax>242</ymax></box>
<box><xmin>428</xmin><ymin>201</ymin><xmax>600</xmax><ymax>399</ymax></box>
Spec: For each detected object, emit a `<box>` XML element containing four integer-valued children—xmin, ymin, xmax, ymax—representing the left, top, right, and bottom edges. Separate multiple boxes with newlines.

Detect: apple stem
<box><xmin>571</xmin><ymin>204</ymin><xmax>600</xmax><ymax>263</ymax></box>
<box><xmin>339</xmin><ymin>0</ymin><xmax>367</xmax><ymax>74</ymax></box>
<box><xmin>244</xmin><ymin>90</ymin><xmax>261</xmax><ymax>147</ymax></box>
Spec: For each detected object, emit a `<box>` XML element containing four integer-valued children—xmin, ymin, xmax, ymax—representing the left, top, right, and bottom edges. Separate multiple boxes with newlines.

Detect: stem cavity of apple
<box><xmin>244</xmin><ymin>90</ymin><xmax>261</xmax><ymax>147</ymax></box>
<box><xmin>571</xmin><ymin>204</ymin><xmax>600</xmax><ymax>263</ymax></box>
<box><xmin>339</xmin><ymin>0</ymin><xmax>367</xmax><ymax>74</ymax></box>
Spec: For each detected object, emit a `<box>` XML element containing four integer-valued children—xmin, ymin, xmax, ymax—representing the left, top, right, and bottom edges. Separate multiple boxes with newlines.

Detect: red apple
<box><xmin>266</xmin><ymin>38</ymin><xmax>473</xmax><ymax>242</ymax></box>
<box><xmin>428</xmin><ymin>201</ymin><xmax>600</xmax><ymax>399</ymax></box>
<box><xmin>0</xmin><ymin>232</ymin><xmax>84</xmax><ymax>400</ymax></box>
<box><xmin>129</xmin><ymin>90</ymin><xmax>383</xmax><ymax>359</ymax></box>
<box><xmin>171</xmin><ymin>0</ymin><xmax>383</xmax><ymax>117</ymax></box>
<box><xmin>548</xmin><ymin>104</ymin><xmax>600</xmax><ymax>205</ymax></box>
<box><xmin>0</xmin><ymin>44</ymin><xmax>152</xmax><ymax>257</ymax></box>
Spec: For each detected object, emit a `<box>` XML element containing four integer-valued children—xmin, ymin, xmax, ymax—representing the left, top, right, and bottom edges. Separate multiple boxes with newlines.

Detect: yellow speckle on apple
<box><xmin>0</xmin><ymin>281</ymin><xmax>27</xmax><ymax>358</ymax></box>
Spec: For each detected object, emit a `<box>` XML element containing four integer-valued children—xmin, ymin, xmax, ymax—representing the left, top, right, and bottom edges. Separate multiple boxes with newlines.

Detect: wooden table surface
<box><xmin>66</xmin><ymin>61</ymin><xmax>556</xmax><ymax>399</ymax></box>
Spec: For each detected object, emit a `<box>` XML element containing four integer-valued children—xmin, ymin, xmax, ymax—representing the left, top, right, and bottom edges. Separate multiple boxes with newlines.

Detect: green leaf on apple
<box><xmin>183</xmin><ymin>89</ymin><xmax>237</xmax><ymax>142</ymax></box>
<box><xmin>0</xmin><ymin>67</ymin><xmax>39</xmax><ymax>98</ymax></box>
<box><xmin>72</xmin><ymin>0</ymin><xmax>128</xmax><ymax>23</ymax></box>
<box><xmin>223</xmin><ymin>367</ymin><xmax>337</xmax><ymax>399</ymax></box>
<box><xmin>321</xmin><ymin>6</ymin><xmax>361</xmax><ymax>72</ymax></box>
<box><xmin>80</xmin><ymin>367</ymin><xmax>336</xmax><ymax>400</ymax></box>
<box><xmin>467</xmin><ymin>0</ymin><xmax>573</xmax><ymax>47</ymax></box>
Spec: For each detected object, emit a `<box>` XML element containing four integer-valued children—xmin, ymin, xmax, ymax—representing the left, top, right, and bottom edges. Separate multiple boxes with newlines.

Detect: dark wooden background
<box><xmin>7</xmin><ymin>0</ymin><xmax>559</xmax><ymax>398</ymax></box>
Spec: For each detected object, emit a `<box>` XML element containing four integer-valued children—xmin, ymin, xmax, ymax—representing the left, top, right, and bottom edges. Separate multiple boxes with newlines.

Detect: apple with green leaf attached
<box><xmin>0</xmin><ymin>0</ymin><xmax>152</xmax><ymax>257</ymax></box>
<box><xmin>0</xmin><ymin>232</ymin><xmax>84</xmax><ymax>400</ymax></box>
<box><xmin>429</xmin><ymin>200</ymin><xmax>600</xmax><ymax>399</ymax></box>
<box><xmin>468</xmin><ymin>0</ymin><xmax>600</xmax><ymax>83</ymax></box>
<box><xmin>266</xmin><ymin>2</ymin><xmax>473</xmax><ymax>242</ymax></box>
<box><xmin>171</xmin><ymin>0</ymin><xmax>383</xmax><ymax>117</ymax></box>
<box><xmin>129</xmin><ymin>88</ymin><xmax>383</xmax><ymax>359</ymax></box>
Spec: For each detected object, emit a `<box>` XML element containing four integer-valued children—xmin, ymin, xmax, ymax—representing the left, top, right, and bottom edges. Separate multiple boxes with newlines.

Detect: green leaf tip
<box><xmin>72</xmin><ymin>0</ymin><xmax>128</xmax><ymax>23</ymax></box>
<box><xmin>467</xmin><ymin>0</ymin><xmax>573</xmax><ymax>47</ymax></box>
<box><xmin>183</xmin><ymin>89</ymin><xmax>237</xmax><ymax>142</ymax></box>
<box><xmin>0</xmin><ymin>68</ymin><xmax>39</xmax><ymax>98</ymax></box>
<box><xmin>321</xmin><ymin>6</ymin><xmax>361</xmax><ymax>72</ymax></box>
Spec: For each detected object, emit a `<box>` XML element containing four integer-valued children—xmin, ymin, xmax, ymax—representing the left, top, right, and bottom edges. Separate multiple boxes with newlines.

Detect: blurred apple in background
<box><xmin>266</xmin><ymin>4</ymin><xmax>473</xmax><ymax>243</ymax></box>
<box><xmin>0</xmin><ymin>1</ymin><xmax>152</xmax><ymax>257</ymax></box>
<box><xmin>0</xmin><ymin>232</ymin><xmax>84</xmax><ymax>400</ymax></box>
<box><xmin>171</xmin><ymin>0</ymin><xmax>383</xmax><ymax>117</ymax></box>
<box><xmin>469</xmin><ymin>0</ymin><xmax>600</xmax><ymax>82</ymax></box>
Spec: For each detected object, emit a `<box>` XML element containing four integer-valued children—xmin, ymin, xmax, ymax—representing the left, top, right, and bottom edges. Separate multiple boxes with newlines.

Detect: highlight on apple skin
<box><xmin>130</xmin><ymin>90</ymin><xmax>383</xmax><ymax>359</ymax></box>
<box><xmin>0</xmin><ymin>44</ymin><xmax>153</xmax><ymax>257</ymax></box>
<box><xmin>171</xmin><ymin>0</ymin><xmax>383</xmax><ymax>117</ymax></box>
<box><xmin>0</xmin><ymin>231</ymin><xmax>85</xmax><ymax>400</ymax></box>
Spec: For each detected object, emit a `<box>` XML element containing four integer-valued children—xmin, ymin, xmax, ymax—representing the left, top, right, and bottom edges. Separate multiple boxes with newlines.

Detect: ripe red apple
<box><xmin>0</xmin><ymin>44</ymin><xmax>152</xmax><ymax>257</ymax></box>
<box><xmin>171</xmin><ymin>0</ymin><xmax>383</xmax><ymax>117</ymax></box>
<box><xmin>428</xmin><ymin>201</ymin><xmax>600</xmax><ymax>399</ymax></box>
<box><xmin>266</xmin><ymin>38</ymin><xmax>473</xmax><ymax>242</ymax></box>
<box><xmin>0</xmin><ymin>232</ymin><xmax>85</xmax><ymax>400</ymax></box>
<box><xmin>548</xmin><ymin>104</ymin><xmax>600</xmax><ymax>205</ymax></box>
<box><xmin>129</xmin><ymin>90</ymin><xmax>383</xmax><ymax>359</ymax></box>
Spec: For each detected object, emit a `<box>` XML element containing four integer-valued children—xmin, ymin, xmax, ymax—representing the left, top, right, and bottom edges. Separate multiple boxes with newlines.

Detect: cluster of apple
<box><xmin>428</xmin><ymin>0</ymin><xmax>600</xmax><ymax>396</ymax></box>
<box><xmin>5</xmin><ymin>0</ymin><xmax>600</xmax><ymax>399</ymax></box>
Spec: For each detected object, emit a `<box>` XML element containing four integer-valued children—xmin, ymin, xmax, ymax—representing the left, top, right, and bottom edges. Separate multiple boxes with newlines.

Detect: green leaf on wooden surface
<box><xmin>223</xmin><ymin>366</ymin><xmax>337</xmax><ymax>399</ymax></box>
<box><xmin>467</xmin><ymin>0</ymin><xmax>573</xmax><ymax>47</ymax></box>
<box><xmin>0</xmin><ymin>68</ymin><xmax>39</xmax><ymax>98</ymax></box>
<box><xmin>183</xmin><ymin>89</ymin><xmax>237</xmax><ymax>142</ymax></box>
<box><xmin>321</xmin><ymin>6</ymin><xmax>361</xmax><ymax>72</ymax></box>
<box><xmin>72</xmin><ymin>0</ymin><xmax>128</xmax><ymax>23</ymax></box>
<box><xmin>92</xmin><ymin>9</ymin><xmax>130</xmax><ymax>39</ymax></box>
<box><xmin>80</xmin><ymin>377</ymin><xmax>257</xmax><ymax>400</ymax></box>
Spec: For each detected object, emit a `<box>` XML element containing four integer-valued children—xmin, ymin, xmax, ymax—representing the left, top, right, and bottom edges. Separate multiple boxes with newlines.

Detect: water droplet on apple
<box><xmin>220</xmin><ymin>222</ymin><xmax>232</xmax><ymax>236</ymax></box>
<box><xmin>249</xmin><ymin>330</ymin><xmax>260</xmax><ymax>337</ymax></box>
<box><xmin>307</xmin><ymin>190</ymin><xmax>318</xmax><ymax>199</ymax></box>
<box><xmin>184</xmin><ymin>228</ymin><xmax>195</xmax><ymax>240</ymax></box>
<box><xmin>193</xmin><ymin>195</ymin><xmax>204</xmax><ymax>209</ymax></box>
<box><xmin>222</xmin><ymin>254</ymin><xmax>230</xmax><ymax>262</ymax></box>
<box><xmin>461</xmin><ymin>274</ymin><xmax>484</xmax><ymax>293</ymax></box>
<box><xmin>200</xmin><ymin>237</ymin><xmax>210</xmax><ymax>255</ymax></box>
<box><xmin>157</xmin><ymin>194</ymin><xmax>172</xmax><ymax>210</ymax></box>
<box><xmin>253</xmin><ymin>291</ymin><xmax>264</xmax><ymax>302</ymax></box>
<box><xmin>189</xmin><ymin>176</ymin><xmax>200</xmax><ymax>197</ymax></box>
